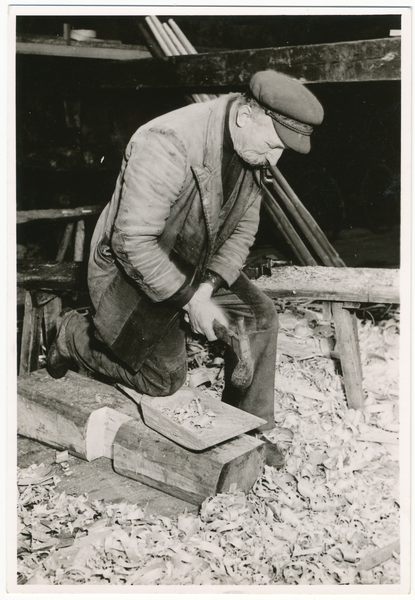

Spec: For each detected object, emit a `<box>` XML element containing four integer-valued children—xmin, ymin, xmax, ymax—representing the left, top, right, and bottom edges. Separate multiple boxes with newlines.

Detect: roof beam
<box><xmin>16</xmin><ymin>37</ymin><xmax>400</xmax><ymax>91</ymax></box>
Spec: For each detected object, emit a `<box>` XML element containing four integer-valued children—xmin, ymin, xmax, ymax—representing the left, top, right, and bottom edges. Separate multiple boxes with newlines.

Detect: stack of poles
<box><xmin>140</xmin><ymin>16</ymin><xmax>364</xmax><ymax>409</ymax></box>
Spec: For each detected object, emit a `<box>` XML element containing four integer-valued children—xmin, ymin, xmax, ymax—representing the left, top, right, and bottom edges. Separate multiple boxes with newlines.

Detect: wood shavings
<box><xmin>16</xmin><ymin>303</ymin><xmax>401</xmax><ymax>586</ymax></box>
<box><xmin>161</xmin><ymin>398</ymin><xmax>216</xmax><ymax>431</ymax></box>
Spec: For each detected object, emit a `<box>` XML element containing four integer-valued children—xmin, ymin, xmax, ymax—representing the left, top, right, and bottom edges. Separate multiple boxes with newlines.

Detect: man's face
<box><xmin>233</xmin><ymin>107</ymin><xmax>286</xmax><ymax>167</ymax></box>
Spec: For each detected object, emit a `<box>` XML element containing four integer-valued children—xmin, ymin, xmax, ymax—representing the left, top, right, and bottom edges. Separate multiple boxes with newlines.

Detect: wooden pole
<box><xmin>161</xmin><ymin>20</ymin><xmax>212</xmax><ymax>103</ymax></box>
<box><xmin>145</xmin><ymin>16</ymin><xmax>173</xmax><ymax>56</ymax></box>
<box><xmin>269</xmin><ymin>165</ymin><xmax>345</xmax><ymax>267</ymax></box>
<box><xmin>146</xmin><ymin>16</ymin><xmax>203</xmax><ymax>103</ymax></box>
<box><xmin>137</xmin><ymin>21</ymin><xmax>166</xmax><ymax>59</ymax></box>
<box><xmin>267</xmin><ymin>177</ymin><xmax>334</xmax><ymax>267</ymax></box>
<box><xmin>163</xmin><ymin>22</ymin><xmax>187</xmax><ymax>54</ymax></box>
<box><xmin>263</xmin><ymin>187</ymin><xmax>318</xmax><ymax>266</ymax></box>
<box><xmin>168</xmin><ymin>19</ymin><xmax>198</xmax><ymax>54</ymax></box>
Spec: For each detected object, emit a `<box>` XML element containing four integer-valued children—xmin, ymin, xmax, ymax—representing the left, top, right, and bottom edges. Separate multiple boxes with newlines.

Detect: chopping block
<box><xmin>17</xmin><ymin>370</ymin><xmax>266</xmax><ymax>505</ymax></box>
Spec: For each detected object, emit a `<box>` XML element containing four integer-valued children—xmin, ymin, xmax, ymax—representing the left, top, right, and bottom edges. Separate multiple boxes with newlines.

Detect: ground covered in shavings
<box><xmin>17</xmin><ymin>302</ymin><xmax>401</xmax><ymax>586</ymax></box>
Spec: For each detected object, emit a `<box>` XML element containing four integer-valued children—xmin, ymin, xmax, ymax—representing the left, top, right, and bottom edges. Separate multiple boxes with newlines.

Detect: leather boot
<box><xmin>46</xmin><ymin>309</ymin><xmax>76</xmax><ymax>379</ymax></box>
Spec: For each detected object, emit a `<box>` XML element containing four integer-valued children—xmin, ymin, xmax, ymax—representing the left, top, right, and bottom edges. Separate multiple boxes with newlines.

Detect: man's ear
<box><xmin>235</xmin><ymin>105</ymin><xmax>252</xmax><ymax>128</ymax></box>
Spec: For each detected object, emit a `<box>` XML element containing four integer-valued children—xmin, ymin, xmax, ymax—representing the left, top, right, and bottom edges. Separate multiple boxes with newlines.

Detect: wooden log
<box><xmin>332</xmin><ymin>303</ymin><xmax>364</xmax><ymax>410</ymax></box>
<box><xmin>113</xmin><ymin>418</ymin><xmax>266</xmax><ymax>506</ymax></box>
<box><xmin>255</xmin><ymin>266</ymin><xmax>400</xmax><ymax>304</ymax></box>
<box><xmin>16</xmin><ymin>205</ymin><xmax>102</xmax><ymax>225</ymax></box>
<box><xmin>16</xmin><ymin>37</ymin><xmax>401</xmax><ymax>92</ymax></box>
<box><xmin>17</xmin><ymin>369</ymin><xmax>139</xmax><ymax>461</ymax></box>
<box><xmin>19</xmin><ymin>291</ymin><xmax>43</xmax><ymax>375</ymax></box>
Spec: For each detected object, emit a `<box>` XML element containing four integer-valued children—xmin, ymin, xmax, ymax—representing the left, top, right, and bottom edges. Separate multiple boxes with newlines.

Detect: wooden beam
<box><xmin>16</xmin><ymin>262</ymin><xmax>400</xmax><ymax>303</ymax></box>
<box><xmin>255</xmin><ymin>266</ymin><xmax>399</xmax><ymax>304</ymax></box>
<box><xmin>17</xmin><ymin>205</ymin><xmax>102</xmax><ymax>225</ymax></box>
<box><xmin>17</xmin><ymin>369</ymin><xmax>138</xmax><ymax>461</ymax></box>
<box><xmin>17</xmin><ymin>261</ymin><xmax>87</xmax><ymax>291</ymax></box>
<box><xmin>17</xmin><ymin>369</ymin><xmax>266</xmax><ymax>505</ymax></box>
<box><xmin>113</xmin><ymin>419</ymin><xmax>265</xmax><ymax>506</ymax></box>
<box><xmin>16</xmin><ymin>37</ymin><xmax>401</xmax><ymax>91</ymax></box>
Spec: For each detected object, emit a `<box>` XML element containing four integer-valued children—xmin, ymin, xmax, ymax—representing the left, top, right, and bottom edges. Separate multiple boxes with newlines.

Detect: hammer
<box><xmin>213</xmin><ymin>318</ymin><xmax>254</xmax><ymax>390</ymax></box>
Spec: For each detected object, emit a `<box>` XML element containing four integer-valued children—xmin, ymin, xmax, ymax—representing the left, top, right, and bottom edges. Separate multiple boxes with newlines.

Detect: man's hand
<box><xmin>183</xmin><ymin>282</ymin><xmax>228</xmax><ymax>341</ymax></box>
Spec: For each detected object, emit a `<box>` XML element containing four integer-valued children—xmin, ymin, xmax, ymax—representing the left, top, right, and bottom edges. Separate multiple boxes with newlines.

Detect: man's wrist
<box><xmin>202</xmin><ymin>270</ymin><xmax>225</xmax><ymax>294</ymax></box>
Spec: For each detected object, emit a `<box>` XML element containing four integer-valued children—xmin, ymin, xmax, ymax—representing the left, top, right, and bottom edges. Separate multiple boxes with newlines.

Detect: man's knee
<box><xmin>134</xmin><ymin>362</ymin><xmax>187</xmax><ymax>397</ymax></box>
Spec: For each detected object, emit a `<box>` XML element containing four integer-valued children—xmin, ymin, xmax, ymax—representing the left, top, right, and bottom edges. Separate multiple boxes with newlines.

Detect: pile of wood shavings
<box><xmin>161</xmin><ymin>397</ymin><xmax>217</xmax><ymax>431</ymax></box>
<box><xmin>17</xmin><ymin>303</ymin><xmax>401</xmax><ymax>586</ymax></box>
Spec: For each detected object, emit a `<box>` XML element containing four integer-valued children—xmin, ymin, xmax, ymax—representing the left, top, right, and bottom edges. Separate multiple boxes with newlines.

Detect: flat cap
<box><xmin>250</xmin><ymin>70</ymin><xmax>324</xmax><ymax>154</ymax></box>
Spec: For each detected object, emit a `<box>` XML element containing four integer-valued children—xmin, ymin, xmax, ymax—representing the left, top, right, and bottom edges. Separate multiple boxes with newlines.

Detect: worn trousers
<box><xmin>64</xmin><ymin>272</ymin><xmax>278</xmax><ymax>431</ymax></box>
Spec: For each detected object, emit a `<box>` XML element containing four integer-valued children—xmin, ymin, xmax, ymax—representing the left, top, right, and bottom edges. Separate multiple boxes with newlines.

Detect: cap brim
<box><xmin>272</xmin><ymin>121</ymin><xmax>311</xmax><ymax>154</ymax></box>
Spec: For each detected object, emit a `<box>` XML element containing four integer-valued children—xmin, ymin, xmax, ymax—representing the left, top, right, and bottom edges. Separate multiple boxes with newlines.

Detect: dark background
<box><xmin>15</xmin><ymin>14</ymin><xmax>401</xmax><ymax>267</ymax></box>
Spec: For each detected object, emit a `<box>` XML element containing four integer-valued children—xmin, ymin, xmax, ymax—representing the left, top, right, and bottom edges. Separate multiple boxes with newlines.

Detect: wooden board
<box><xmin>17</xmin><ymin>41</ymin><xmax>151</xmax><ymax>61</ymax></box>
<box><xmin>113</xmin><ymin>418</ymin><xmax>265</xmax><ymax>506</ymax></box>
<box><xmin>139</xmin><ymin>387</ymin><xmax>266</xmax><ymax>451</ymax></box>
<box><xmin>17</xmin><ymin>369</ymin><xmax>139</xmax><ymax>461</ymax></box>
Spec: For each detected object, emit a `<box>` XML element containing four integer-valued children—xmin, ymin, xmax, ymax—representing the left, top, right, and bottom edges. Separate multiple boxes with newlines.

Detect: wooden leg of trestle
<box><xmin>19</xmin><ymin>290</ymin><xmax>43</xmax><ymax>375</ymax></box>
<box><xmin>332</xmin><ymin>302</ymin><xmax>365</xmax><ymax>410</ymax></box>
<box><xmin>42</xmin><ymin>295</ymin><xmax>63</xmax><ymax>349</ymax></box>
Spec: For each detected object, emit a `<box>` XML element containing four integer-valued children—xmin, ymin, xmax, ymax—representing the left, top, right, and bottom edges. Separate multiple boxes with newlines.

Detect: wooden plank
<box><xmin>19</xmin><ymin>291</ymin><xmax>42</xmax><ymax>375</ymax></box>
<box><xmin>332</xmin><ymin>302</ymin><xmax>365</xmax><ymax>410</ymax></box>
<box><xmin>139</xmin><ymin>387</ymin><xmax>266</xmax><ymax>451</ymax></box>
<box><xmin>17</xmin><ymin>205</ymin><xmax>102</xmax><ymax>224</ymax></box>
<box><xmin>16</xmin><ymin>41</ymin><xmax>152</xmax><ymax>61</ymax></box>
<box><xmin>16</xmin><ymin>37</ymin><xmax>401</xmax><ymax>91</ymax></box>
<box><xmin>17</xmin><ymin>369</ymin><xmax>139</xmax><ymax>461</ymax></box>
<box><xmin>255</xmin><ymin>266</ymin><xmax>399</xmax><ymax>304</ymax></box>
<box><xmin>17</xmin><ymin>261</ymin><xmax>87</xmax><ymax>291</ymax></box>
<box><xmin>113</xmin><ymin>419</ymin><xmax>265</xmax><ymax>506</ymax></box>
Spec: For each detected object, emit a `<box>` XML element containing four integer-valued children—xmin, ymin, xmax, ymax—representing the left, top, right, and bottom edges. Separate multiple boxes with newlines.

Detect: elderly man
<box><xmin>47</xmin><ymin>70</ymin><xmax>323</xmax><ymax>467</ymax></box>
